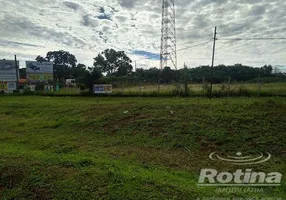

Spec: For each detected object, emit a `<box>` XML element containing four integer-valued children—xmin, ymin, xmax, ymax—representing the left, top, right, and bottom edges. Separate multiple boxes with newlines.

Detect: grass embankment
<box><xmin>113</xmin><ymin>82</ymin><xmax>286</xmax><ymax>97</ymax></box>
<box><xmin>0</xmin><ymin>96</ymin><xmax>285</xmax><ymax>199</ymax></box>
<box><xmin>27</xmin><ymin>82</ymin><xmax>286</xmax><ymax>97</ymax></box>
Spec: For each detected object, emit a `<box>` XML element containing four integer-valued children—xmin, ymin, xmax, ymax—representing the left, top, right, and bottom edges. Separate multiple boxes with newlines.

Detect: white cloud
<box><xmin>0</xmin><ymin>0</ymin><xmax>285</xmax><ymax>70</ymax></box>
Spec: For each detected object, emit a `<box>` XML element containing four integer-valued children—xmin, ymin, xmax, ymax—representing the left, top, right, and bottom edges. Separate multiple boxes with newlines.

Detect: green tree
<box><xmin>93</xmin><ymin>49</ymin><xmax>132</xmax><ymax>76</ymax></box>
<box><xmin>45</xmin><ymin>50</ymin><xmax>77</xmax><ymax>82</ymax></box>
<box><xmin>161</xmin><ymin>67</ymin><xmax>175</xmax><ymax>84</ymax></box>
<box><xmin>86</xmin><ymin>67</ymin><xmax>102</xmax><ymax>92</ymax></box>
<box><xmin>19</xmin><ymin>68</ymin><xmax>26</xmax><ymax>79</ymax></box>
<box><xmin>35</xmin><ymin>55</ymin><xmax>48</xmax><ymax>62</ymax></box>
<box><xmin>261</xmin><ymin>65</ymin><xmax>273</xmax><ymax>77</ymax></box>
<box><xmin>71</xmin><ymin>63</ymin><xmax>89</xmax><ymax>86</ymax></box>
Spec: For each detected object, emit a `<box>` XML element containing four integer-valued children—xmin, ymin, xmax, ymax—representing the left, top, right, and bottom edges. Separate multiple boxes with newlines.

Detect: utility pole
<box><xmin>258</xmin><ymin>69</ymin><xmax>261</xmax><ymax>97</ymax></box>
<box><xmin>14</xmin><ymin>55</ymin><xmax>19</xmax><ymax>92</ymax></box>
<box><xmin>210</xmin><ymin>26</ymin><xmax>217</xmax><ymax>99</ymax></box>
<box><xmin>183</xmin><ymin>62</ymin><xmax>189</xmax><ymax>96</ymax></box>
<box><xmin>158</xmin><ymin>74</ymin><xmax>160</xmax><ymax>93</ymax></box>
<box><xmin>134</xmin><ymin>61</ymin><xmax>142</xmax><ymax>93</ymax></box>
<box><xmin>135</xmin><ymin>61</ymin><xmax>137</xmax><ymax>85</ymax></box>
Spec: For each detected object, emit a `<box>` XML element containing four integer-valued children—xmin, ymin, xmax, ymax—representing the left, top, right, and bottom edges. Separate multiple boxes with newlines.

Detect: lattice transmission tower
<box><xmin>160</xmin><ymin>0</ymin><xmax>177</xmax><ymax>70</ymax></box>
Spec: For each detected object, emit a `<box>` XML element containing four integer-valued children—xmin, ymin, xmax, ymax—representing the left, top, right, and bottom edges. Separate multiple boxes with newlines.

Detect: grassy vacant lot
<box><xmin>114</xmin><ymin>82</ymin><xmax>286</xmax><ymax>96</ymax></box>
<box><xmin>0</xmin><ymin>96</ymin><xmax>285</xmax><ymax>199</ymax></box>
<box><xmin>35</xmin><ymin>82</ymin><xmax>286</xmax><ymax>97</ymax></box>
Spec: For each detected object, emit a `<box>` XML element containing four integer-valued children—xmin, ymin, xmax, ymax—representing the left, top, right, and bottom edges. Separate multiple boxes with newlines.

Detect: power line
<box><xmin>177</xmin><ymin>40</ymin><xmax>212</xmax><ymax>52</ymax></box>
<box><xmin>131</xmin><ymin>36</ymin><xmax>285</xmax><ymax>60</ymax></box>
<box><xmin>176</xmin><ymin>36</ymin><xmax>213</xmax><ymax>46</ymax></box>
<box><xmin>215</xmin><ymin>45</ymin><xmax>240</xmax><ymax>56</ymax></box>
<box><xmin>131</xmin><ymin>37</ymin><xmax>213</xmax><ymax>54</ymax></box>
<box><xmin>134</xmin><ymin>40</ymin><xmax>212</xmax><ymax>62</ymax></box>
<box><xmin>218</xmin><ymin>37</ymin><xmax>286</xmax><ymax>41</ymax></box>
<box><xmin>134</xmin><ymin>54</ymin><xmax>160</xmax><ymax>62</ymax></box>
<box><xmin>214</xmin><ymin>36</ymin><xmax>286</xmax><ymax>57</ymax></box>
<box><xmin>185</xmin><ymin>57</ymin><xmax>212</xmax><ymax>60</ymax></box>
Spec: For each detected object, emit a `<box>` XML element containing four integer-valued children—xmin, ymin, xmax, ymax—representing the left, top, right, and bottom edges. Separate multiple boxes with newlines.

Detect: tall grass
<box><xmin>11</xmin><ymin>82</ymin><xmax>286</xmax><ymax>98</ymax></box>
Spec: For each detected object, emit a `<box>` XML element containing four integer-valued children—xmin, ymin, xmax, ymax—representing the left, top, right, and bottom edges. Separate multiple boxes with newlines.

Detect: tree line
<box><xmin>19</xmin><ymin>49</ymin><xmax>285</xmax><ymax>90</ymax></box>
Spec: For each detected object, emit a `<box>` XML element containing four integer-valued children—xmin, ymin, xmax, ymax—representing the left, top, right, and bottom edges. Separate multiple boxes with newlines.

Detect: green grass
<box><xmin>0</xmin><ymin>96</ymin><xmax>285</xmax><ymax>199</ymax></box>
<box><xmin>26</xmin><ymin>82</ymin><xmax>286</xmax><ymax>97</ymax></box>
<box><xmin>114</xmin><ymin>82</ymin><xmax>286</xmax><ymax>96</ymax></box>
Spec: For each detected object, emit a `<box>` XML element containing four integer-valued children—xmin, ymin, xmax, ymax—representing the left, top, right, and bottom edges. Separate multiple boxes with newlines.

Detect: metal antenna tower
<box><xmin>160</xmin><ymin>0</ymin><xmax>177</xmax><ymax>70</ymax></box>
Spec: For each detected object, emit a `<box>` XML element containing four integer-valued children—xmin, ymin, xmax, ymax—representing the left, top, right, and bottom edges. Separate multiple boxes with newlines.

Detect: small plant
<box><xmin>237</xmin><ymin>85</ymin><xmax>251</xmax><ymax>96</ymax></box>
<box><xmin>220</xmin><ymin>84</ymin><xmax>227</xmax><ymax>92</ymax></box>
<box><xmin>202</xmin><ymin>82</ymin><xmax>210</xmax><ymax>92</ymax></box>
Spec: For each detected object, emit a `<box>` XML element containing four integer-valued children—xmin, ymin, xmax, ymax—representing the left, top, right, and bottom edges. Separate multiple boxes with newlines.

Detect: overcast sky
<box><xmin>0</xmin><ymin>0</ymin><xmax>285</xmax><ymax>71</ymax></box>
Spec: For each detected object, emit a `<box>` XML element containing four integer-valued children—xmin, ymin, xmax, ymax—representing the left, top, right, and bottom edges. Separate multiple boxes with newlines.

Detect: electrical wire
<box><xmin>134</xmin><ymin>40</ymin><xmax>212</xmax><ymax>62</ymax></box>
<box><xmin>177</xmin><ymin>40</ymin><xmax>212</xmax><ymax>52</ymax></box>
<box><xmin>218</xmin><ymin>37</ymin><xmax>286</xmax><ymax>41</ymax></box>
